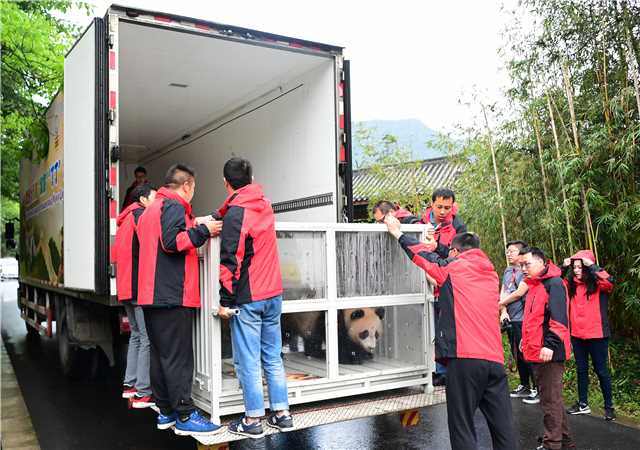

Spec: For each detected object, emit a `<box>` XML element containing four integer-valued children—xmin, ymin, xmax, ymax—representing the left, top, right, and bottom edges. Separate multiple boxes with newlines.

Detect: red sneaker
<box><xmin>122</xmin><ymin>386</ymin><xmax>137</xmax><ymax>399</ymax></box>
<box><xmin>131</xmin><ymin>394</ymin><xmax>155</xmax><ymax>409</ymax></box>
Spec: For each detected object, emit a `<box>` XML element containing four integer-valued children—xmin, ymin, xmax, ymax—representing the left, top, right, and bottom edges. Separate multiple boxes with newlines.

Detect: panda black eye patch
<box><xmin>351</xmin><ymin>309</ymin><xmax>365</xmax><ymax>320</ymax></box>
<box><xmin>375</xmin><ymin>307</ymin><xmax>385</xmax><ymax>319</ymax></box>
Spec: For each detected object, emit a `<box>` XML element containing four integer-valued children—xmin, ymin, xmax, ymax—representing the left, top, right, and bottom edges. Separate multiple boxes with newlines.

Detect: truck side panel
<box><xmin>18</xmin><ymin>96</ymin><xmax>64</xmax><ymax>287</ymax></box>
<box><xmin>63</xmin><ymin>18</ymin><xmax>109</xmax><ymax>294</ymax></box>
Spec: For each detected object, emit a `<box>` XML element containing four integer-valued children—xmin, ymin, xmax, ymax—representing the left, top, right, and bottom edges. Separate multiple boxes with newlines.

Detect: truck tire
<box><xmin>25</xmin><ymin>321</ymin><xmax>40</xmax><ymax>338</ymax></box>
<box><xmin>58</xmin><ymin>320</ymin><xmax>82</xmax><ymax>378</ymax></box>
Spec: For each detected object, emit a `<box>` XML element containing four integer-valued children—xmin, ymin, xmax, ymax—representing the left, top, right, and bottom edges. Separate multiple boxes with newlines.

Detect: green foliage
<box><xmin>1</xmin><ymin>1</ymin><xmax>91</xmax><ymax>205</ymax></box>
<box><xmin>354</xmin><ymin>124</ymin><xmax>433</xmax><ymax>220</ymax></box>
<box><xmin>453</xmin><ymin>0</ymin><xmax>640</xmax><ymax>338</ymax></box>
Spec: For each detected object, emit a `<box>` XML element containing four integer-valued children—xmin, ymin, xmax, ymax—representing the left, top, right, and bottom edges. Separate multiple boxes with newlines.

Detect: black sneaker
<box><xmin>510</xmin><ymin>384</ymin><xmax>531</xmax><ymax>398</ymax></box>
<box><xmin>228</xmin><ymin>417</ymin><xmax>265</xmax><ymax>439</ymax></box>
<box><xmin>266</xmin><ymin>413</ymin><xmax>294</xmax><ymax>432</ymax></box>
<box><xmin>604</xmin><ymin>407</ymin><xmax>616</xmax><ymax>421</ymax></box>
<box><xmin>537</xmin><ymin>436</ymin><xmax>576</xmax><ymax>449</ymax></box>
<box><xmin>522</xmin><ymin>388</ymin><xmax>540</xmax><ymax>405</ymax></box>
<box><xmin>567</xmin><ymin>402</ymin><xmax>591</xmax><ymax>415</ymax></box>
<box><xmin>432</xmin><ymin>373</ymin><xmax>446</xmax><ymax>387</ymax></box>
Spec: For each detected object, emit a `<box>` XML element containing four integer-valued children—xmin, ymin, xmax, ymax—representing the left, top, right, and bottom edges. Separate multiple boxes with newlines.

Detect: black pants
<box><xmin>571</xmin><ymin>337</ymin><xmax>613</xmax><ymax>408</ymax></box>
<box><xmin>144</xmin><ymin>307</ymin><xmax>195</xmax><ymax>417</ymax></box>
<box><xmin>507</xmin><ymin>321</ymin><xmax>533</xmax><ymax>387</ymax></box>
<box><xmin>446</xmin><ymin>358</ymin><xmax>517</xmax><ymax>450</ymax></box>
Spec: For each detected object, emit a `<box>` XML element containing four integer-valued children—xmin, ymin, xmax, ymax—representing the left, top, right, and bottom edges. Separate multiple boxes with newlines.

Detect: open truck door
<box><xmin>63</xmin><ymin>18</ymin><xmax>109</xmax><ymax>294</ymax></box>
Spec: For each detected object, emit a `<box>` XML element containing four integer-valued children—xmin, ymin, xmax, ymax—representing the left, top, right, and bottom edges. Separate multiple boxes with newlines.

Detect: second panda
<box><xmin>282</xmin><ymin>307</ymin><xmax>385</xmax><ymax>365</ymax></box>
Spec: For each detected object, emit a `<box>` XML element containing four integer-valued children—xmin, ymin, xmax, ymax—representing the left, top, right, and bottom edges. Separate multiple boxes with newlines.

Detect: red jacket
<box><xmin>216</xmin><ymin>184</ymin><xmax>283</xmax><ymax>306</ymax></box>
<box><xmin>522</xmin><ymin>262</ymin><xmax>571</xmax><ymax>363</ymax></box>
<box><xmin>399</xmin><ymin>235</ymin><xmax>503</xmax><ymax>364</ymax></box>
<box><xmin>420</xmin><ymin>204</ymin><xmax>467</xmax><ymax>258</ymax></box>
<box><xmin>136</xmin><ymin>187</ymin><xmax>210</xmax><ymax>308</ymax></box>
<box><xmin>392</xmin><ymin>208</ymin><xmax>420</xmax><ymax>224</ymax></box>
<box><xmin>114</xmin><ymin>202</ymin><xmax>145</xmax><ymax>302</ymax></box>
<box><xmin>566</xmin><ymin>250</ymin><xmax>614</xmax><ymax>339</ymax></box>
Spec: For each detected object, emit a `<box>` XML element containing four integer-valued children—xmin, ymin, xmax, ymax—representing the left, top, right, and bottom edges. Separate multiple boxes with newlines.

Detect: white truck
<box><xmin>16</xmin><ymin>4</ymin><xmax>440</xmax><ymax>443</ymax></box>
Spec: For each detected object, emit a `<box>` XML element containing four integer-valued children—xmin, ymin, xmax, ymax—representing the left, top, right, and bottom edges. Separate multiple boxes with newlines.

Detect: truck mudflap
<box><xmin>159</xmin><ymin>387</ymin><xmax>446</xmax><ymax>446</ymax></box>
<box><xmin>60</xmin><ymin>297</ymin><xmax>115</xmax><ymax>365</ymax></box>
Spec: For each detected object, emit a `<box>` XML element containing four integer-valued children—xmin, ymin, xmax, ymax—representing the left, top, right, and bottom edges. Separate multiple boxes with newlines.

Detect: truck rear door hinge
<box><xmin>108</xmin><ymin>186</ymin><xmax>116</xmax><ymax>200</ymax></box>
<box><xmin>340</xmin><ymin>69</ymin><xmax>345</xmax><ymax>82</ymax></box>
<box><xmin>109</xmin><ymin>263</ymin><xmax>116</xmax><ymax>278</ymax></box>
<box><xmin>108</xmin><ymin>33</ymin><xmax>115</xmax><ymax>48</ymax></box>
<box><xmin>109</xmin><ymin>109</ymin><xmax>116</xmax><ymax>123</ymax></box>
<box><xmin>110</xmin><ymin>145</ymin><xmax>120</xmax><ymax>162</ymax></box>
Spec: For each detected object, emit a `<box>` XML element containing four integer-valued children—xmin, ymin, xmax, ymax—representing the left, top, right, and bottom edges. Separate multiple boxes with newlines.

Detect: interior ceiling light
<box><xmin>169</xmin><ymin>82</ymin><xmax>188</xmax><ymax>88</ymax></box>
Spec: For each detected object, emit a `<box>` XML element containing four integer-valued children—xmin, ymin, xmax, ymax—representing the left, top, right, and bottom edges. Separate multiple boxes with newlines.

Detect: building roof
<box><xmin>352</xmin><ymin>157</ymin><xmax>463</xmax><ymax>203</ymax></box>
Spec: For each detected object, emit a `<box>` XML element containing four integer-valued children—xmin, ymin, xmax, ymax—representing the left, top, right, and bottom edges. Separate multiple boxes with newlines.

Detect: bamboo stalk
<box><xmin>627</xmin><ymin>33</ymin><xmax>640</xmax><ymax>118</ymax></box>
<box><xmin>581</xmin><ymin>186</ymin><xmax>599</xmax><ymax>264</ymax></box>
<box><xmin>561</xmin><ymin>62</ymin><xmax>581</xmax><ymax>154</ymax></box>
<box><xmin>481</xmin><ymin>104</ymin><xmax>508</xmax><ymax>265</ymax></box>
<box><xmin>532</xmin><ymin>111</ymin><xmax>557</xmax><ymax>262</ymax></box>
<box><xmin>547</xmin><ymin>94</ymin><xmax>574</xmax><ymax>254</ymax></box>
<box><xmin>602</xmin><ymin>42</ymin><xmax>613</xmax><ymax>135</ymax></box>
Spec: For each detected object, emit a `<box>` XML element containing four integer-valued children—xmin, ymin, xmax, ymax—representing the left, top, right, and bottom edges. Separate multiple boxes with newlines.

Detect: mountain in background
<box><xmin>351</xmin><ymin>119</ymin><xmax>444</xmax><ymax>168</ymax></box>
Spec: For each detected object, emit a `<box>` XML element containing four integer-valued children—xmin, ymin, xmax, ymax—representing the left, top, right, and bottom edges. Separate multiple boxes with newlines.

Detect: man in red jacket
<box><xmin>372</xmin><ymin>200</ymin><xmax>420</xmax><ymax>224</ymax></box>
<box><xmin>420</xmin><ymin>187</ymin><xmax>467</xmax><ymax>259</ymax></box>
<box><xmin>386</xmin><ymin>216</ymin><xmax>516</xmax><ymax>450</ymax></box>
<box><xmin>521</xmin><ymin>247</ymin><xmax>574</xmax><ymax>450</ymax></box>
<box><xmin>215</xmin><ymin>158</ymin><xmax>293</xmax><ymax>439</ymax></box>
<box><xmin>137</xmin><ymin>164</ymin><xmax>222</xmax><ymax>436</ymax></box>
<box><xmin>122</xmin><ymin>166</ymin><xmax>149</xmax><ymax>209</ymax></box>
<box><xmin>115</xmin><ymin>182</ymin><xmax>156</xmax><ymax>408</ymax></box>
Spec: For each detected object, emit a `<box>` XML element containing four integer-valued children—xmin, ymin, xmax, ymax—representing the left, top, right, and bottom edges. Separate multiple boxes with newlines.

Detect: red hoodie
<box><xmin>522</xmin><ymin>262</ymin><xmax>571</xmax><ymax>363</ymax></box>
<box><xmin>398</xmin><ymin>235</ymin><xmax>503</xmax><ymax>364</ymax></box>
<box><xmin>136</xmin><ymin>187</ymin><xmax>210</xmax><ymax>308</ymax></box>
<box><xmin>114</xmin><ymin>202</ymin><xmax>145</xmax><ymax>302</ymax></box>
<box><xmin>566</xmin><ymin>250</ymin><xmax>614</xmax><ymax>339</ymax></box>
<box><xmin>217</xmin><ymin>184</ymin><xmax>283</xmax><ymax>306</ymax></box>
<box><xmin>392</xmin><ymin>208</ymin><xmax>420</xmax><ymax>224</ymax></box>
<box><xmin>420</xmin><ymin>204</ymin><xmax>467</xmax><ymax>258</ymax></box>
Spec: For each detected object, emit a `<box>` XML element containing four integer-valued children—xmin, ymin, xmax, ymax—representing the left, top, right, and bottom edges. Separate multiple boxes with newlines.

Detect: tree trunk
<box><xmin>547</xmin><ymin>94</ymin><xmax>574</xmax><ymax>254</ymax></box>
<box><xmin>532</xmin><ymin>112</ymin><xmax>557</xmax><ymax>262</ymax></box>
<box><xmin>561</xmin><ymin>62</ymin><xmax>581</xmax><ymax>154</ymax></box>
<box><xmin>481</xmin><ymin>104</ymin><xmax>508</xmax><ymax>265</ymax></box>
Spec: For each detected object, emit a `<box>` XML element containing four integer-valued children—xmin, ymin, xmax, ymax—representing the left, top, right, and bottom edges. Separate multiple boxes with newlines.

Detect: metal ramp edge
<box><xmin>194</xmin><ymin>388</ymin><xmax>446</xmax><ymax>446</ymax></box>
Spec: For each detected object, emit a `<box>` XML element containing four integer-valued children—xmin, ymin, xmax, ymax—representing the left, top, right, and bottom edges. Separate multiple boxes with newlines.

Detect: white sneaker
<box><xmin>523</xmin><ymin>388</ymin><xmax>540</xmax><ymax>404</ymax></box>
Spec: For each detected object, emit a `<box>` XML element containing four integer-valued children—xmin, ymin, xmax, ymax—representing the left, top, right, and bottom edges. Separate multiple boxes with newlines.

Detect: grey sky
<box><xmin>67</xmin><ymin>1</ymin><xmax>516</xmax><ymax>131</ymax></box>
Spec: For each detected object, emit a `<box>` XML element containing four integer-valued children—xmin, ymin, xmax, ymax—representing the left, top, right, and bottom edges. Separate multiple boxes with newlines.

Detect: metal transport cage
<box><xmin>192</xmin><ymin>222</ymin><xmax>436</xmax><ymax>423</ymax></box>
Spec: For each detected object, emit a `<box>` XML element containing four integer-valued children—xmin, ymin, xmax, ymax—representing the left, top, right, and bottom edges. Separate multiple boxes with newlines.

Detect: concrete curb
<box><xmin>1</xmin><ymin>339</ymin><xmax>40</xmax><ymax>450</ymax></box>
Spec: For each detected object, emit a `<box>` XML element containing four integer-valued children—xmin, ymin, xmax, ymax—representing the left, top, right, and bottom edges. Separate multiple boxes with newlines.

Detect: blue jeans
<box><xmin>571</xmin><ymin>337</ymin><xmax>613</xmax><ymax>408</ymax></box>
<box><xmin>230</xmin><ymin>295</ymin><xmax>289</xmax><ymax>417</ymax></box>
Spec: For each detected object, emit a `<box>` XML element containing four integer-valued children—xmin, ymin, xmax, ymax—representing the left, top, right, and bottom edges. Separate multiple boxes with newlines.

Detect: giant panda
<box><xmin>281</xmin><ymin>307</ymin><xmax>385</xmax><ymax>364</ymax></box>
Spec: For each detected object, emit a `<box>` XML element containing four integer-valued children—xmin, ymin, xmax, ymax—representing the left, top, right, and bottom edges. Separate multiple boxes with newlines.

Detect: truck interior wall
<box><xmin>144</xmin><ymin>62</ymin><xmax>337</xmax><ymax>219</ymax></box>
<box><xmin>117</xmin><ymin>22</ymin><xmax>339</xmax><ymax>221</ymax></box>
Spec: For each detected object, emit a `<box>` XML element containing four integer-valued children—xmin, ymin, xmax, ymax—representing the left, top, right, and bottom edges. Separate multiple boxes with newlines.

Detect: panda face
<box><xmin>344</xmin><ymin>307</ymin><xmax>385</xmax><ymax>354</ymax></box>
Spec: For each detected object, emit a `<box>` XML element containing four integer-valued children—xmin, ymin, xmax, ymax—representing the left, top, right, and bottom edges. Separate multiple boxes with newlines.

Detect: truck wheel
<box><xmin>58</xmin><ymin>321</ymin><xmax>82</xmax><ymax>378</ymax></box>
<box><xmin>25</xmin><ymin>321</ymin><xmax>40</xmax><ymax>338</ymax></box>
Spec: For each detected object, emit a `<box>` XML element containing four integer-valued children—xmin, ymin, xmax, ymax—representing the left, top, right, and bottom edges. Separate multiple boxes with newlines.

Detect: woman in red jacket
<box><xmin>563</xmin><ymin>250</ymin><xmax>615</xmax><ymax>421</ymax></box>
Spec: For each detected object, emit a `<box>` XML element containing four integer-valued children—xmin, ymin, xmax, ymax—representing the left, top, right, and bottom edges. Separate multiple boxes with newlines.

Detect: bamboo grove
<box><xmin>452</xmin><ymin>0</ymin><xmax>640</xmax><ymax>340</ymax></box>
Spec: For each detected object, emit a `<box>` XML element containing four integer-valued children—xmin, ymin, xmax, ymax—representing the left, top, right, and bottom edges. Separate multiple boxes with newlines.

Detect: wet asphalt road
<box><xmin>2</xmin><ymin>280</ymin><xmax>639</xmax><ymax>450</ymax></box>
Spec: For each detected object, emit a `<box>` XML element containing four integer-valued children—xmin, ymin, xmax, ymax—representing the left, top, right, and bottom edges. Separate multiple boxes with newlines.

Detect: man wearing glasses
<box><xmin>499</xmin><ymin>240</ymin><xmax>539</xmax><ymax>405</ymax></box>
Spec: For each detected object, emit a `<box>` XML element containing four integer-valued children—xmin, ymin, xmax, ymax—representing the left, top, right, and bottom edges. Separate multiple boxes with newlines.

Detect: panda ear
<box><xmin>375</xmin><ymin>307</ymin><xmax>385</xmax><ymax>319</ymax></box>
<box><xmin>350</xmin><ymin>309</ymin><xmax>365</xmax><ymax>320</ymax></box>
